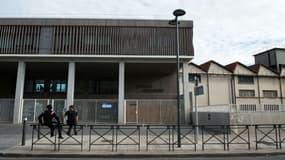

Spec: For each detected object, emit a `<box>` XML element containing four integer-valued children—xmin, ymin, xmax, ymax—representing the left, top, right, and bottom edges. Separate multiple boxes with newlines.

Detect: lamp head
<box><xmin>168</xmin><ymin>19</ymin><xmax>177</xmax><ymax>25</ymax></box>
<box><xmin>173</xmin><ymin>9</ymin><xmax>186</xmax><ymax>17</ymax></box>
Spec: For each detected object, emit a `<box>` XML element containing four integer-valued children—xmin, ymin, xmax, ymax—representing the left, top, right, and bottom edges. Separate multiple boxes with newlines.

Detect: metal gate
<box><xmin>74</xmin><ymin>99</ymin><xmax>118</xmax><ymax>123</ymax></box>
<box><xmin>22</xmin><ymin>99</ymin><xmax>66</xmax><ymax>122</ymax></box>
<box><xmin>126</xmin><ymin>99</ymin><xmax>184</xmax><ymax>124</ymax></box>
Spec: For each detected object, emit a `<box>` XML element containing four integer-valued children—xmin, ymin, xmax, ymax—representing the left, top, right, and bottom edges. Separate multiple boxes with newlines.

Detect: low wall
<box><xmin>230</xmin><ymin>112</ymin><xmax>285</xmax><ymax>125</ymax></box>
<box><xmin>192</xmin><ymin>111</ymin><xmax>285</xmax><ymax>125</ymax></box>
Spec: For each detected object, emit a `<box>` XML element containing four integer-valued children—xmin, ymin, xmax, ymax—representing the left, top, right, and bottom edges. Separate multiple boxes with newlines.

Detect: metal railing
<box><xmin>226</xmin><ymin>125</ymin><xmax>250</xmax><ymax>150</ymax></box>
<box><xmin>146</xmin><ymin>125</ymin><xmax>173</xmax><ymax>151</ymax></box>
<box><xmin>88</xmin><ymin>125</ymin><xmax>115</xmax><ymax>151</ymax></box>
<box><xmin>26</xmin><ymin>124</ymin><xmax>285</xmax><ymax>152</ymax></box>
<box><xmin>197</xmin><ymin>104</ymin><xmax>285</xmax><ymax>113</ymax></box>
<box><xmin>58</xmin><ymin>125</ymin><xmax>84</xmax><ymax>151</ymax></box>
<box><xmin>201</xmin><ymin>125</ymin><xmax>226</xmax><ymax>151</ymax></box>
<box><xmin>30</xmin><ymin>124</ymin><xmax>85</xmax><ymax>151</ymax></box>
<box><xmin>255</xmin><ymin>124</ymin><xmax>279</xmax><ymax>150</ymax></box>
<box><xmin>172</xmin><ymin>125</ymin><xmax>197</xmax><ymax>151</ymax></box>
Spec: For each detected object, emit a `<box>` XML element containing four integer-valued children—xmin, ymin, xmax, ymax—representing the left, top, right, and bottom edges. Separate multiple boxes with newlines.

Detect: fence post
<box><xmin>21</xmin><ymin>117</ymin><xmax>27</xmax><ymax>146</ymax></box>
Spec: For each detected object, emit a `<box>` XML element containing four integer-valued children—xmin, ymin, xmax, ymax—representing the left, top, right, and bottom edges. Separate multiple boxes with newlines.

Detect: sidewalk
<box><xmin>1</xmin><ymin>124</ymin><xmax>285</xmax><ymax>158</ymax></box>
<box><xmin>1</xmin><ymin>136</ymin><xmax>285</xmax><ymax>158</ymax></box>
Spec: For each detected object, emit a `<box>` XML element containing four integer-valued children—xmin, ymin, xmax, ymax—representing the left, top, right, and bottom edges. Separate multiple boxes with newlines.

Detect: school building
<box><xmin>0</xmin><ymin>18</ymin><xmax>194</xmax><ymax>124</ymax></box>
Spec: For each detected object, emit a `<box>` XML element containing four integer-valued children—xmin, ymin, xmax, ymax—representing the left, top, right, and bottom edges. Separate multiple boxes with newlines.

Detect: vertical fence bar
<box><xmin>138</xmin><ymin>125</ymin><xmax>141</xmax><ymax>151</ymax></box>
<box><xmin>223</xmin><ymin>125</ymin><xmax>226</xmax><ymax>151</ymax></box>
<box><xmin>89</xmin><ymin>125</ymin><xmax>92</xmax><ymax>151</ymax></box>
<box><xmin>115</xmin><ymin>125</ymin><xmax>118</xmax><ymax>152</ymax></box>
<box><xmin>255</xmin><ymin>125</ymin><xmax>258</xmax><ymax>150</ymax></box>
<box><xmin>168</xmin><ymin>125</ymin><xmax>171</xmax><ymax>151</ymax></box>
<box><xmin>274</xmin><ymin>125</ymin><xmax>279</xmax><ymax>149</ymax></box>
<box><xmin>279</xmin><ymin>124</ymin><xmax>282</xmax><ymax>149</ymax></box>
<box><xmin>202</xmin><ymin>126</ymin><xmax>204</xmax><ymax>151</ymax></box>
<box><xmin>146</xmin><ymin>125</ymin><xmax>149</xmax><ymax>151</ymax></box>
<box><xmin>226</xmin><ymin>125</ymin><xmax>229</xmax><ymax>150</ymax></box>
<box><xmin>112</xmin><ymin>125</ymin><xmax>114</xmax><ymax>152</ymax></box>
<box><xmin>247</xmin><ymin>125</ymin><xmax>251</xmax><ymax>150</ymax></box>
<box><xmin>31</xmin><ymin>125</ymin><xmax>35</xmax><ymax>150</ymax></box>
<box><xmin>81</xmin><ymin>125</ymin><xmax>83</xmax><ymax>151</ymax></box>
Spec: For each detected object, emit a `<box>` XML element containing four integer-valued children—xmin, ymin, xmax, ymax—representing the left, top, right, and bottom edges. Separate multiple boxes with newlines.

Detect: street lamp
<box><xmin>169</xmin><ymin>9</ymin><xmax>186</xmax><ymax>148</ymax></box>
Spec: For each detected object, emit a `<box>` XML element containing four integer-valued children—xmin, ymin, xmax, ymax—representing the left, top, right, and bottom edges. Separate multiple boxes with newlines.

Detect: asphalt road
<box><xmin>1</xmin><ymin>156</ymin><xmax>285</xmax><ymax>160</ymax></box>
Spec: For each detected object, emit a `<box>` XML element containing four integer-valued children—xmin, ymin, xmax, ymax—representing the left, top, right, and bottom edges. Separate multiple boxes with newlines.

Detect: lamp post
<box><xmin>169</xmin><ymin>9</ymin><xmax>186</xmax><ymax>148</ymax></box>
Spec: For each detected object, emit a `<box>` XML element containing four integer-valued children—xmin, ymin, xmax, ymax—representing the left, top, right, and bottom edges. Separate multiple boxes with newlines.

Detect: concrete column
<box><xmin>183</xmin><ymin>62</ymin><xmax>191</xmax><ymax>124</ymax></box>
<box><xmin>66</xmin><ymin>62</ymin><xmax>75</xmax><ymax>109</ymax></box>
<box><xmin>118</xmin><ymin>62</ymin><xmax>125</xmax><ymax>124</ymax></box>
<box><xmin>13</xmin><ymin>61</ymin><xmax>26</xmax><ymax>124</ymax></box>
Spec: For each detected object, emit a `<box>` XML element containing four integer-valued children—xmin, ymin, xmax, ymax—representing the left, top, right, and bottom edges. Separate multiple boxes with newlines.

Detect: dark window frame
<box><xmin>189</xmin><ymin>74</ymin><xmax>201</xmax><ymax>83</ymax></box>
<box><xmin>238</xmin><ymin>76</ymin><xmax>254</xmax><ymax>84</ymax></box>
<box><xmin>239</xmin><ymin>89</ymin><xmax>255</xmax><ymax>97</ymax></box>
<box><xmin>263</xmin><ymin>90</ymin><xmax>278</xmax><ymax>98</ymax></box>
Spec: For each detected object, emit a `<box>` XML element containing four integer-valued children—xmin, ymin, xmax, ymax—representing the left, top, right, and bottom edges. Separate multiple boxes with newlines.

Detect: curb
<box><xmin>1</xmin><ymin>151</ymin><xmax>285</xmax><ymax>158</ymax></box>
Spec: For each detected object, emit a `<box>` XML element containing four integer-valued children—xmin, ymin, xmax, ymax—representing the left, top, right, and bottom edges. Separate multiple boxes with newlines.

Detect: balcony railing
<box><xmin>196</xmin><ymin>104</ymin><xmax>285</xmax><ymax>113</ymax></box>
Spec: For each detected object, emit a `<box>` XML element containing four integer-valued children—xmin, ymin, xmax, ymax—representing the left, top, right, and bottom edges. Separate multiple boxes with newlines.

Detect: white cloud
<box><xmin>0</xmin><ymin>0</ymin><xmax>285</xmax><ymax>65</ymax></box>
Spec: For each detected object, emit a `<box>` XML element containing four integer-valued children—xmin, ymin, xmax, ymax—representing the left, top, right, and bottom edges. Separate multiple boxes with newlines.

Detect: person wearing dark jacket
<box><xmin>38</xmin><ymin>104</ymin><xmax>63</xmax><ymax>139</ymax></box>
<box><xmin>63</xmin><ymin>105</ymin><xmax>78</xmax><ymax>136</ymax></box>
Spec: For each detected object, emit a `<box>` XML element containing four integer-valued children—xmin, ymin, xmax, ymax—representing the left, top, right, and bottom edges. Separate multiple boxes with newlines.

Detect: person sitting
<box><xmin>38</xmin><ymin>104</ymin><xmax>63</xmax><ymax>139</ymax></box>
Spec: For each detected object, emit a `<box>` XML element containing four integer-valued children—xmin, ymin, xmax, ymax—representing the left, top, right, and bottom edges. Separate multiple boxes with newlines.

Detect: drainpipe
<box><xmin>228</xmin><ymin>76</ymin><xmax>232</xmax><ymax>104</ymax></box>
<box><xmin>230</xmin><ymin>75</ymin><xmax>237</xmax><ymax>114</ymax></box>
<box><xmin>256</xmin><ymin>76</ymin><xmax>261</xmax><ymax>112</ymax></box>
<box><xmin>207</xmin><ymin>74</ymin><xmax>210</xmax><ymax>106</ymax></box>
<box><xmin>231</xmin><ymin>75</ymin><xmax>236</xmax><ymax>104</ymax></box>
<box><xmin>279</xmin><ymin>76</ymin><xmax>283</xmax><ymax>104</ymax></box>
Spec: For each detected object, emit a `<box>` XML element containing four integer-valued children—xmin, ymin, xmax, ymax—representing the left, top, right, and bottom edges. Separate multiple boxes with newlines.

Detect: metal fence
<box><xmin>28</xmin><ymin>124</ymin><xmax>285</xmax><ymax>152</ymax></box>
<box><xmin>22</xmin><ymin>99</ymin><xmax>118</xmax><ymax>123</ymax></box>
<box><xmin>125</xmin><ymin>99</ymin><xmax>184</xmax><ymax>124</ymax></box>
<box><xmin>23</xmin><ymin>99</ymin><xmax>66</xmax><ymax>122</ymax></box>
<box><xmin>74</xmin><ymin>99</ymin><xmax>118</xmax><ymax>123</ymax></box>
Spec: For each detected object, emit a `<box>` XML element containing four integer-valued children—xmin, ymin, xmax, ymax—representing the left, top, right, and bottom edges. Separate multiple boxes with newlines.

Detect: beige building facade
<box><xmin>188</xmin><ymin>61</ymin><xmax>285</xmax><ymax>112</ymax></box>
<box><xmin>188</xmin><ymin>60</ymin><xmax>285</xmax><ymax>125</ymax></box>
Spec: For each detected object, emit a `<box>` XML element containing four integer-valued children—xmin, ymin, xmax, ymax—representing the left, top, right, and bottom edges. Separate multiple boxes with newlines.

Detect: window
<box><xmin>189</xmin><ymin>74</ymin><xmax>201</xmax><ymax>83</ymax></box>
<box><xmin>35</xmin><ymin>80</ymin><xmax>45</xmax><ymax>93</ymax></box>
<box><xmin>24</xmin><ymin>79</ymin><xmax>66</xmax><ymax>94</ymax></box>
<box><xmin>263</xmin><ymin>90</ymin><xmax>278</xmax><ymax>98</ymax></box>
<box><xmin>239</xmin><ymin>90</ymin><xmax>255</xmax><ymax>97</ymax></box>
<box><xmin>238</xmin><ymin>76</ymin><xmax>254</xmax><ymax>84</ymax></box>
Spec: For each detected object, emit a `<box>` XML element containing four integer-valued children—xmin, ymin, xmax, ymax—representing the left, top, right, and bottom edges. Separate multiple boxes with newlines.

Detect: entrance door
<box><xmin>126</xmin><ymin>100</ymin><xmax>138</xmax><ymax>123</ymax></box>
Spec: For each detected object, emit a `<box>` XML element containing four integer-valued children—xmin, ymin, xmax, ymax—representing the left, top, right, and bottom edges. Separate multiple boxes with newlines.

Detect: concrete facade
<box><xmin>0</xmin><ymin>18</ymin><xmax>194</xmax><ymax>124</ymax></box>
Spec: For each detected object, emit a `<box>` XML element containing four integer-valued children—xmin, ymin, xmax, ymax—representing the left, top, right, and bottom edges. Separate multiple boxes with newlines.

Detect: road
<box><xmin>1</xmin><ymin>156</ymin><xmax>285</xmax><ymax>160</ymax></box>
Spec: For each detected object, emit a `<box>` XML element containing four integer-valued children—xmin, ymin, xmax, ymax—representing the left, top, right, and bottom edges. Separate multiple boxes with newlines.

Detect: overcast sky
<box><xmin>1</xmin><ymin>0</ymin><xmax>285</xmax><ymax>65</ymax></box>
